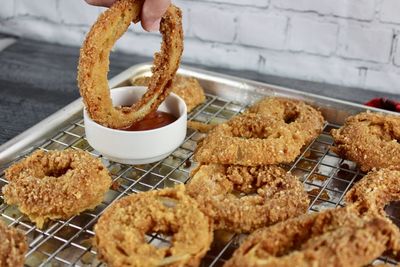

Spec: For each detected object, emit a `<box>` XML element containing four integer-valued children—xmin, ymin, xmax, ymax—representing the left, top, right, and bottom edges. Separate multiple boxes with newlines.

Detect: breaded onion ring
<box><xmin>2</xmin><ymin>149</ymin><xmax>111</xmax><ymax>228</ymax></box>
<box><xmin>224</xmin><ymin>207</ymin><xmax>400</xmax><ymax>267</ymax></box>
<box><xmin>131</xmin><ymin>75</ymin><xmax>206</xmax><ymax>113</ymax></box>
<box><xmin>195</xmin><ymin>97</ymin><xmax>324</xmax><ymax>166</ymax></box>
<box><xmin>95</xmin><ymin>185</ymin><xmax>213</xmax><ymax>267</ymax></box>
<box><xmin>78</xmin><ymin>0</ymin><xmax>183</xmax><ymax>129</ymax></box>
<box><xmin>195</xmin><ymin>113</ymin><xmax>311</xmax><ymax>165</ymax></box>
<box><xmin>345</xmin><ymin>168</ymin><xmax>400</xmax><ymax>216</ymax></box>
<box><xmin>186</xmin><ymin>164</ymin><xmax>309</xmax><ymax>233</ymax></box>
<box><xmin>331</xmin><ymin>112</ymin><xmax>400</xmax><ymax>172</ymax></box>
<box><xmin>0</xmin><ymin>221</ymin><xmax>27</xmax><ymax>267</ymax></box>
<box><xmin>245</xmin><ymin>97</ymin><xmax>325</xmax><ymax>145</ymax></box>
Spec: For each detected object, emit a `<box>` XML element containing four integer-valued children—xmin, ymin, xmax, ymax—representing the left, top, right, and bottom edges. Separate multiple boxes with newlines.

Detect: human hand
<box><xmin>85</xmin><ymin>0</ymin><xmax>171</xmax><ymax>32</ymax></box>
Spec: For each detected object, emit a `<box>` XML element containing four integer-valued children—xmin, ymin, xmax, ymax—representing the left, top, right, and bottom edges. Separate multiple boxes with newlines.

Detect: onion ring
<box><xmin>195</xmin><ymin>97</ymin><xmax>324</xmax><ymax>166</ymax></box>
<box><xmin>224</xmin><ymin>207</ymin><xmax>400</xmax><ymax>267</ymax></box>
<box><xmin>0</xmin><ymin>221</ymin><xmax>27</xmax><ymax>267</ymax></box>
<box><xmin>195</xmin><ymin>113</ymin><xmax>309</xmax><ymax>165</ymax></box>
<box><xmin>331</xmin><ymin>112</ymin><xmax>400</xmax><ymax>171</ymax></box>
<box><xmin>345</xmin><ymin>168</ymin><xmax>400</xmax><ymax>216</ymax></box>
<box><xmin>95</xmin><ymin>185</ymin><xmax>213</xmax><ymax>267</ymax></box>
<box><xmin>186</xmin><ymin>164</ymin><xmax>309</xmax><ymax>233</ymax></box>
<box><xmin>245</xmin><ymin>97</ymin><xmax>325</xmax><ymax>144</ymax></box>
<box><xmin>78</xmin><ymin>0</ymin><xmax>183</xmax><ymax>129</ymax></box>
<box><xmin>131</xmin><ymin>75</ymin><xmax>206</xmax><ymax>113</ymax></box>
<box><xmin>2</xmin><ymin>149</ymin><xmax>111</xmax><ymax>228</ymax></box>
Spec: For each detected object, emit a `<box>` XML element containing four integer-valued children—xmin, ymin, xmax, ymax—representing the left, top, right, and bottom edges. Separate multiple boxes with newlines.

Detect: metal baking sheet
<box><xmin>0</xmin><ymin>63</ymin><xmax>399</xmax><ymax>266</ymax></box>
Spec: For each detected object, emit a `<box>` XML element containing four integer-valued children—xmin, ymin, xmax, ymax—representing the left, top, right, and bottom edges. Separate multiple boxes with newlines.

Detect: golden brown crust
<box><xmin>186</xmin><ymin>164</ymin><xmax>309</xmax><ymax>233</ymax></box>
<box><xmin>224</xmin><ymin>207</ymin><xmax>400</xmax><ymax>267</ymax></box>
<box><xmin>0</xmin><ymin>221</ymin><xmax>27</xmax><ymax>267</ymax></box>
<box><xmin>78</xmin><ymin>0</ymin><xmax>183</xmax><ymax>129</ymax></box>
<box><xmin>246</xmin><ymin>97</ymin><xmax>325</xmax><ymax>145</ymax></box>
<box><xmin>131</xmin><ymin>75</ymin><xmax>206</xmax><ymax>113</ymax></box>
<box><xmin>194</xmin><ymin>114</ymin><xmax>306</xmax><ymax>165</ymax></box>
<box><xmin>331</xmin><ymin>112</ymin><xmax>400</xmax><ymax>172</ymax></box>
<box><xmin>2</xmin><ymin>149</ymin><xmax>111</xmax><ymax>228</ymax></box>
<box><xmin>194</xmin><ymin>97</ymin><xmax>324</xmax><ymax>166</ymax></box>
<box><xmin>345</xmin><ymin>168</ymin><xmax>400</xmax><ymax>216</ymax></box>
<box><xmin>95</xmin><ymin>185</ymin><xmax>213</xmax><ymax>267</ymax></box>
<box><xmin>187</xmin><ymin>121</ymin><xmax>216</xmax><ymax>133</ymax></box>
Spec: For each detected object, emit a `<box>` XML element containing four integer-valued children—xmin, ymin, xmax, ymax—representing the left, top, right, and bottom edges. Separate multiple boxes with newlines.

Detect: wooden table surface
<box><xmin>0</xmin><ymin>34</ymin><xmax>399</xmax><ymax>145</ymax></box>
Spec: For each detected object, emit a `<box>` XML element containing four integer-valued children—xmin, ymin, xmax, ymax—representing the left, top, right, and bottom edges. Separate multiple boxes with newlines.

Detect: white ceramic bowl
<box><xmin>84</xmin><ymin>86</ymin><xmax>187</xmax><ymax>164</ymax></box>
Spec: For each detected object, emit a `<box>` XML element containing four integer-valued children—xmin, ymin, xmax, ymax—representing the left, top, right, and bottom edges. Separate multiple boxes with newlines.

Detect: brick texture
<box><xmin>15</xmin><ymin>0</ymin><xmax>59</xmax><ymax>22</ymax></box>
<box><xmin>395</xmin><ymin>36</ymin><xmax>400</xmax><ymax>67</ymax></box>
<box><xmin>338</xmin><ymin>25</ymin><xmax>393</xmax><ymax>63</ymax></box>
<box><xmin>0</xmin><ymin>0</ymin><xmax>400</xmax><ymax>94</ymax></box>
<box><xmin>288</xmin><ymin>17</ymin><xmax>338</xmax><ymax>55</ymax></box>
<box><xmin>59</xmin><ymin>0</ymin><xmax>101</xmax><ymax>26</ymax></box>
<box><xmin>202</xmin><ymin>0</ymin><xmax>269</xmax><ymax>7</ymax></box>
<box><xmin>237</xmin><ymin>13</ymin><xmax>287</xmax><ymax>50</ymax></box>
<box><xmin>274</xmin><ymin>0</ymin><xmax>375</xmax><ymax>21</ymax></box>
<box><xmin>189</xmin><ymin>4</ymin><xmax>236</xmax><ymax>43</ymax></box>
<box><xmin>380</xmin><ymin>0</ymin><xmax>400</xmax><ymax>24</ymax></box>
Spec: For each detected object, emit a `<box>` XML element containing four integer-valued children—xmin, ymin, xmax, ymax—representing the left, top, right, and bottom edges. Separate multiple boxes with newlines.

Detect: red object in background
<box><xmin>365</xmin><ymin>98</ymin><xmax>400</xmax><ymax>112</ymax></box>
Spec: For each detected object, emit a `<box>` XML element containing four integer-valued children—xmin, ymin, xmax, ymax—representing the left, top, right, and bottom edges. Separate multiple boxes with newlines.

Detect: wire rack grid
<box><xmin>0</xmin><ymin>91</ymin><xmax>399</xmax><ymax>267</ymax></box>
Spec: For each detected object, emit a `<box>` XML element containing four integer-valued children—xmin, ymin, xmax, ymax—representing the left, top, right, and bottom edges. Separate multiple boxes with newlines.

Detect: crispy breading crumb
<box><xmin>225</xmin><ymin>207</ymin><xmax>400</xmax><ymax>267</ymax></box>
<box><xmin>186</xmin><ymin>164</ymin><xmax>309</xmax><ymax>233</ymax></box>
<box><xmin>2</xmin><ymin>149</ymin><xmax>111</xmax><ymax>228</ymax></box>
<box><xmin>95</xmin><ymin>185</ymin><xmax>213</xmax><ymax>267</ymax></box>
<box><xmin>194</xmin><ymin>97</ymin><xmax>324</xmax><ymax>166</ymax></box>
<box><xmin>331</xmin><ymin>112</ymin><xmax>400</xmax><ymax>172</ymax></box>
<box><xmin>0</xmin><ymin>221</ymin><xmax>27</xmax><ymax>267</ymax></box>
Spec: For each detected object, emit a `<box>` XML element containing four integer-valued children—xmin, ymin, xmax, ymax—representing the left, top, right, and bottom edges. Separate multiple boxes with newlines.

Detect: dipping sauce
<box><xmin>122</xmin><ymin>111</ymin><xmax>177</xmax><ymax>131</ymax></box>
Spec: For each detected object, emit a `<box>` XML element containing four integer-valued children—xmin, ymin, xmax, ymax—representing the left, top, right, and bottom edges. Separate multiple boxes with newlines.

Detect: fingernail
<box><xmin>147</xmin><ymin>18</ymin><xmax>161</xmax><ymax>32</ymax></box>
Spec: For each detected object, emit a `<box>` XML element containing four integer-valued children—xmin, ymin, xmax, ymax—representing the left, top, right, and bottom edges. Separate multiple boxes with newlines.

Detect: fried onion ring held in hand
<box><xmin>0</xmin><ymin>221</ymin><xmax>27</xmax><ymax>267</ymax></box>
<box><xmin>331</xmin><ymin>112</ymin><xmax>400</xmax><ymax>171</ymax></box>
<box><xmin>2</xmin><ymin>149</ymin><xmax>111</xmax><ymax>228</ymax></box>
<box><xmin>345</xmin><ymin>168</ymin><xmax>400</xmax><ymax>216</ymax></box>
<box><xmin>224</xmin><ymin>207</ymin><xmax>400</xmax><ymax>267</ymax></box>
<box><xmin>186</xmin><ymin>164</ymin><xmax>309</xmax><ymax>233</ymax></box>
<box><xmin>195</xmin><ymin>97</ymin><xmax>324</xmax><ymax>166</ymax></box>
<box><xmin>131</xmin><ymin>75</ymin><xmax>206</xmax><ymax>113</ymax></box>
<box><xmin>78</xmin><ymin>0</ymin><xmax>183</xmax><ymax>129</ymax></box>
<box><xmin>95</xmin><ymin>185</ymin><xmax>213</xmax><ymax>267</ymax></box>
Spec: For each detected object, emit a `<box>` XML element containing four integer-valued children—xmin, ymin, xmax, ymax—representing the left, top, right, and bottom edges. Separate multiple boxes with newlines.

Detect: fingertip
<box><xmin>141</xmin><ymin>0</ymin><xmax>170</xmax><ymax>31</ymax></box>
<box><xmin>141</xmin><ymin>18</ymin><xmax>161</xmax><ymax>32</ymax></box>
<box><xmin>85</xmin><ymin>0</ymin><xmax>114</xmax><ymax>7</ymax></box>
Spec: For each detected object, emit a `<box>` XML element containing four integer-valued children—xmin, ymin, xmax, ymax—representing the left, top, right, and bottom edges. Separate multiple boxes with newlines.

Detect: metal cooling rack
<box><xmin>0</xmin><ymin>64</ymin><xmax>399</xmax><ymax>266</ymax></box>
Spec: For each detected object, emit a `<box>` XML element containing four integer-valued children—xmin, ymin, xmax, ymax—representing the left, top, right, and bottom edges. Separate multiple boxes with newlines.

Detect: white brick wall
<box><xmin>0</xmin><ymin>0</ymin><xmax>399</xmax><ymax>95</ymax></box>
<box><xmin>288</xmin><ymin>17</ymin><xmax>337</xmax><ymax>56</ymax></box>
<box><xmin>394</xmin><ymin>36</ymin><xmax>400</xmax><ymax>67</ymax></box>
<box><xmin>273</xmin><ymin>0</ymin><xmax>375</xmax><ymax>21</ymax></box>
<box><xmin>338</xmin><ymin>25</ymin><xmax>393</xmax><ymax>63</ymax></box>
<box><xmin>380</xmin><ymin>0</ymin><xmax>400</xmax><ymax>24</ymax></box>
<box><xmin>15</xmin><ymin>0</ymin><xmax>60</xmax><ymax>22</ymax></box>
<box><xmin>237</xmin><ymin>13</ymin><xmax>286</xmax><ymax>50</ymax></box>
<box><xmin>59</xmin><ymin>0</ymin><xmax>101</xmax><ymax>26</ymax></box>
<box><xmin>190</xmin><ymin>4</ymin><xmax>236</xmax><ymax>43</ymax></box>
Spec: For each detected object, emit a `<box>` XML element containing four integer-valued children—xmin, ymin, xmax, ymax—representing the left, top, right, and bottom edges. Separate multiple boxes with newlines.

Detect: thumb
<box><xmin>141</xmin><ymin>0</ymin><xmax>171</xmax><ymax>32</ymax></box>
